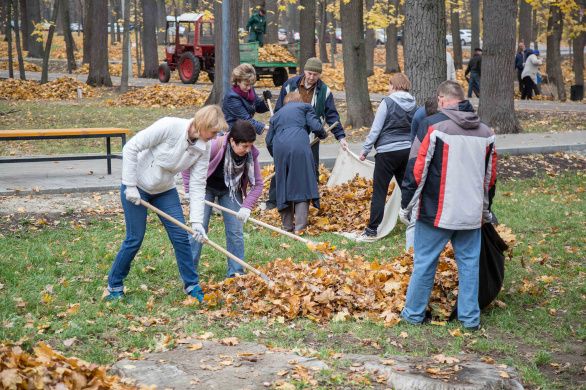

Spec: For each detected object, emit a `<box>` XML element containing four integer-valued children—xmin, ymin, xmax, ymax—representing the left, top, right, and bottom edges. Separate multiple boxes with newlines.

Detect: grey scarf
<box><xmin>223</xmin><ymin>143</ymin><xmax>255</xmax><ymax>205</ymax></box>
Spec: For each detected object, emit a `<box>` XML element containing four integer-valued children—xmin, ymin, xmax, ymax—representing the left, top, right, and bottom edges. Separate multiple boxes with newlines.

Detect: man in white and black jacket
<box><xmin>399</xmin><ymin>81</ymin><xmax>497</xmax><ymax>331</ymax></box>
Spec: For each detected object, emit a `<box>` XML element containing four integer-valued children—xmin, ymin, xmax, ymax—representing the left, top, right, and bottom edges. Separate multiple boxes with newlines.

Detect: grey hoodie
<box><xmin>362</xmin><ymin>91</ymin><xmax>418</xmax><ymax>156</ymax></box>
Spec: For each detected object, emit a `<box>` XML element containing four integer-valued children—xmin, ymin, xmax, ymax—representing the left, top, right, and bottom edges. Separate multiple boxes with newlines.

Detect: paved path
<box><xmin>2</xmin><ymin>70</ymin><xmax>585</xmax><ymax>112</ymax></box>
<box><xmin>1</xmin><ymin>130</ymin><xmax>585</xmax><ymax>195</ymax></box>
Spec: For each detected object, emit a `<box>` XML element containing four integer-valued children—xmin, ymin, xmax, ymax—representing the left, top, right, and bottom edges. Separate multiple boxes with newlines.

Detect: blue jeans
<box><xmin>468</xmin><ymin>71</ymin><xmax>480</xmax><ymax>98</ymax></box>
<box><xmin>190</xmin><ymin>188</ymin><xmax>245</xmax><ymax>278</ymax></box>
<box><xmin>108</xmin><ymin>184</ymin><xmax>199</xmax><ymax>294</ymax></box>
<box><xmin>401</xmin><ymin>220</ymin><xmax>481</xmax><ymax>328</ymax></box>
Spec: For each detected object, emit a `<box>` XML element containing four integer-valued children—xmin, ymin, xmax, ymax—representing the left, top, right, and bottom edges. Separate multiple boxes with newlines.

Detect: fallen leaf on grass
<box><xmin>63</xmin><ymin>337</ymin><xmax>77</xmax><ymax>347</ymax></box>
<box><xmin>432</xmin><ymin>354</ymin><xmax>460</xmax><ymax>364</ymax></box>
<box><xmin>449</xmin><ymin>328</ymin><xmax>463</xmax><ymax>337</ymax></box>
<box><xmin>381</xmin><ymin>359</ymin><xmax>395</xmax><ymax>365</ymax></box>
<box><xmin>187</xmin><ymin>343</ymin><xmax>203</xmax><ymax>351</ymax></box>
<box><xmin>220</xmin><ymin>337</ymin><xmax>239</xmax><ymax>346</ymax></box>
<box><xmin>197</xmin><ymin>332</ymin><xmax>214</xmax><ymax>340</ymax></box>
<box><xmin>399</xmin><ymin>331</ymin><xmax>408</xmax><ymax>339</ymax></box>
<box><xmin>499</xmin><ymin>371</ymin><xmax>510</xmax><ymax>378</ymax></box>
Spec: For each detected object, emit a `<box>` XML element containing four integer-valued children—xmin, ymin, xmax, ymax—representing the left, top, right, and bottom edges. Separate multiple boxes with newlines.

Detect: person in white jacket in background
<box><xmin>105</xmin><ymin>105</ymin><xmax>228</xmax><ymax>302</ymax></box>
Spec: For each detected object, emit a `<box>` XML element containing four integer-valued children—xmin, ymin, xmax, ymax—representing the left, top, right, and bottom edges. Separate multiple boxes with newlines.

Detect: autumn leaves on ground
<box><xmin>1</xmin><ymin>153</ymin><xmax>585</xmax><ymax>388</ymax></box>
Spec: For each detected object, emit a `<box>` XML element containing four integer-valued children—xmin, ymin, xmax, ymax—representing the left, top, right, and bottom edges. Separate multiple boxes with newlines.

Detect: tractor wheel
<box><xmin>158</xmin><ymin>63</ymin><xmax>171</xmax><ymax>83</ymax></box>
<box><xmin>272</xmin><ymin>67</ymin><xmax>288</xmax><ymax>87</ymax></box>
<box><xmin>178</xmin><ymin>52</ymin><xmax>201</xmax><ymax>84</ymax></box>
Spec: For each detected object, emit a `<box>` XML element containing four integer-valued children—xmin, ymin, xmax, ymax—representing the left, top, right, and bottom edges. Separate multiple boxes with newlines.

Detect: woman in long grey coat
<box><xmin>266</xmin><ymin>92</ymin><xmax>327</xmax><ymax>233</ymax></box>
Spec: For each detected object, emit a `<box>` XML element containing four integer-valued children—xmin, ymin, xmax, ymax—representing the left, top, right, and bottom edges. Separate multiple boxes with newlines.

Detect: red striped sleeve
<box><xmin>414</xmin><ymin>126</ymin><xmax>434</xmax><ymax>185</ymax></box>
<box><xmin>434</xmin><ymin>143</ymin><xmax>449</xmax><ymax>227</ymax></box>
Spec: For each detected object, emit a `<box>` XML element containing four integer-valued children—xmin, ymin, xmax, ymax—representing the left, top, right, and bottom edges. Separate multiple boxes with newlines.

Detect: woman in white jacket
<box><xmin>106</xmin><ymin>105</ymin><xmax>228</xmax><ymax>302</ymax></box>
<box><xmin>521</xmin><ymin>49</ymin><xmax>543</xmax><ymax>100</ymax></box>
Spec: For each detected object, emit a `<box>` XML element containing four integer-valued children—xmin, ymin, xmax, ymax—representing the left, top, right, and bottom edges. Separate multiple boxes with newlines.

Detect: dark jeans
<box><xmin>521</xmin><ymin>76</ymin><xmax>536</xmax><ymax>100</ymax></box>
<box><xmin>108</xmin><ymin>184</ymin><xmax>199</xmax><ymax>294</ymax></box>
<box><xmin>467</xmin><ymin>72</ymin><xmax>480</xmax><ymax>98</ymax></box>
<box><xmin>367</xmin><ymin>148</ymin><xmax>410</xmax><ymax>232</ymax></box>
<box><xmin>517</xmin><ymin>69</ymin><xmax>524</xmax><ymax>94</ymax></box>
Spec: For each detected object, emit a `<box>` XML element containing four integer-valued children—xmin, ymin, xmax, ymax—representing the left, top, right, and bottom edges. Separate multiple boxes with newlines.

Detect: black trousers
<box><xmin>267</xmin><ymin>141</ymin><xmax>320</xmax><ymax>208</ymax></box>
<box><xmin>521</xmin><ymin>76</ymin><xmax>536</xmax><ymax>100</ymax></box>
<box><xmin>367</xmin><ymin>148</ymin><xmax>410</xmax><ymax>232</ymax></box>
<box><xmin>517</xmin><ymin>69</ymin><xmax>524</xmax><ymax>94</ymax></box>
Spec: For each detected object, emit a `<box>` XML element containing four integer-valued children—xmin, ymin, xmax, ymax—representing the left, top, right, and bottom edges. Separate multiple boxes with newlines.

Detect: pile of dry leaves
<box><xmin>0</xmin><ymin>61</ymin><xmax>42</xmax><ymax>72</ymax></box>
<box><xmin>257</xmin><ymin>174</ymin><xmax>389</xmax><ymax>235</ymax></box>
<box><xmin>74</xmin><ymin>63</ymin><xmax>139</xmax><ymax>78</ymax></box>
<box><xmin>0</xmin><ymin>77</ymin><xmax>97</xmax><ymax>101</ymax></box>
<box><xmin>105</xmin><ymin>85</ymin><xmax>208</xmax><ymax>108</ymax></box>
<box><xmin>320</xmin><ymin>63</ymin><xmax>393</xmax><ymax>94</ymax></box>
<box><xmin>258</xmin><ymin>44</ymin><xmax>296</xmax><ymax>63</ymax></box>
<box><xmin>202</xmin><ymin>248</ymin><xmax>459</xmax><ymax>325</ymax></box>
<box><xmin>0</xmin><ymin>342</ymin><xmax>139</xmax><ymax>389</ymax></box>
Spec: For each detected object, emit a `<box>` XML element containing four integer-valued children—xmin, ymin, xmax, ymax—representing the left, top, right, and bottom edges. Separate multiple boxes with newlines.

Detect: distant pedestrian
<box><xmin>465</xmin><ymin>48</ymin><xmax>482</xmax><ymax>98</ymax></box>
<box><xmin>521</xmin><ymin>49</ymin><xmax>543</xmax><ymax>100</ymax></box>
<box><xmin>515</xmin><ymin>42</ymin><xmax>526</xmax><ymax>94</ymax></box>
<box><xmin>446</xmin><ymin>51</ymin><xmax>456</xmax><ymax>81</ymax></box>
<box><xmin>246</xmin><ymin>7</ymin><xmax>267</xmax><ymax>47</ymax></box>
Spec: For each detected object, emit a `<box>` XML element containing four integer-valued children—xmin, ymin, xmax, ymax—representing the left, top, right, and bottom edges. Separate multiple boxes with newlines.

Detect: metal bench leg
<box><xmin>106</xmin><ymin>136</ymin><xmax>112</xmax><ymax>174</ymax></box>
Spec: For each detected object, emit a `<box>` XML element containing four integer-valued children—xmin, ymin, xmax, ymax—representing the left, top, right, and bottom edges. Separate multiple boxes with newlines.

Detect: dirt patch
<box><xmin>497</xmin><ymin>152</ymin><xmax>586</xmax><ymax>181</ymax></box>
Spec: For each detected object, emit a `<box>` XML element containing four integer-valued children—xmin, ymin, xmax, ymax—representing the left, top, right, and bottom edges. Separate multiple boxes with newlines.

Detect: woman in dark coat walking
<box><xmin>223</xmin><ymin>63</ymin><xmax>271</xmax><ymax>134</ymax></box>
<box><xmin>266</xmin><ymin>92</ymin><xmax>327</xmax><ymax>233</ymax></box>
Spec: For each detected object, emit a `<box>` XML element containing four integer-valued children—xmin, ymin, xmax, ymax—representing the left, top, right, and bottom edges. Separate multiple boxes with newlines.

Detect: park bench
<box><xmin>0</xmin><ymin>128</ymin><xmax>130</xmax><ymax>174</ymax></box>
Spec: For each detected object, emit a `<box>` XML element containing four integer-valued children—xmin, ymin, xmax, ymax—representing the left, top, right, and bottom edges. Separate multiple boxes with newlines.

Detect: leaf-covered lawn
<box><xmin>0</xmin><ymin>171</ymin><xmax>584</xmax><ymax>389</ymax></box>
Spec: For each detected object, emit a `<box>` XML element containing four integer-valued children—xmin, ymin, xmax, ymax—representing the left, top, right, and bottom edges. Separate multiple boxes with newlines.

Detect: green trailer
<box><xmin>239</xmin><ymin>42</ymin><xmax>298</xmax><ymax>87</ymax></box>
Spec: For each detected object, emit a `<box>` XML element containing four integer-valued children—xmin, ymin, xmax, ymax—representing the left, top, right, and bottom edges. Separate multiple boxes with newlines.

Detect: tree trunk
<box><xmin>110</xmin><ymin>0</ymin><xmax>116</xmax><ymax>45</ymax></box>
<box><xmin>156</xmin><ymin>0</ymin><xmax>166</xmax><ymax>31</ymax></box>
<box><xmin>41</xmin><ymin>0</ymin><xmax>60</xmax><ymax>83</ymax></box>
<box><xmin>241</xmin><ymin>0</ymin><xmax>249</xmax><ymax>30</ymax></box>
<box><xmin>286</xmin><ymin>2</ymin><xmax>298</xmax><ymax>42</ymax></box>
<box><xmin>86</xmin><ymin>0</ymin><xmax>112</xmax><ymax>86</ymax></box>
<box><xmin>205</xmin><ymin>0</ymin><xmax>241</xmax><ymax>105</ymax></box>
<box><xmin>518</xmin><ymin>0</ymin><xmax>532</xmax><ymax>45</ymax></box>
<box><xmin>364</xmin><ymin>0</ymin><xmax>375</xmax><ymax>77</ymax></box>
<box><xmin>340</xmin><ymin>0</ymin><xmax>373</xmax><ymax>128</ymax></box>
<box><xmin>1</xmin><ymin>1</ymin><xmax>8</xmax><ymax>41</ymax></box>
<box><xmin>265</xmin><ymin>0</ymin><xmax>278</xmax><ymax>43</ymax></box>
<box><xmin>531</xmin><ymin>7</ymin><xmax>538</xmax><ymax>49</ymax></box>
<box><xmin>546</xmin><ymin>5</ymin><xmax>566</xmax><ymax>101</ymax></box>
<box><xmin>82</xmin><ymin>0</ymin><xmax>92</xmax><ymax>63</ymax></box>
<box><xmin>478</xmin><ymin>0</ymin><xmax>521</xmax><ymax>134</ymax></box>
<box><xmin>6</xmin><ymin>0</ymin><xmax>14</xmax><ymax>78</ymax></box>
<box><xmin>470</xmin><ymin>0</ymin><xmax>480</xmax><ymax>52</ymax></box>
<box><xmin>404</xmin><ymin>0</ymin><xmax>446</xmax><ymax>104</ymax></box>
<box><xmin>572</xmin><ymin>4</ymin><xmax>584</xmax><ymax>89</ymax></box>
<box><xmin>330</xmin><ymin>7</ymin><xmax>337</xmax><ymax>58</ymax></box>
<box><xmin>19</xmin><ymin>0</ymin><xmax>27</xmax><ymax>51</ymax></box>
<box><xmin>120</xmin><ymin>0</ymin><xmax>131</xmax><ymax>92</ymax></box>
<box><xmin>134</xmin><ymin>0</ymin><xmax>142</xmax><ymax>76</ymax></box>
<box><xmin>451</xmin><ymin>4</ymin><xmax>463</xmax><ymax>70</ymax></box>
<box><xmin>317</xmin><ymin>0</ymin><xmax>329</xmax><ymax>63</ymax></box>
<box><xmin>61</xmin><ymin>0</ymin><xmax>77</xmax><ymax>72</ymax></box>
<box><xmin>299</xmin><ymin>0</ymin><xmax>316</xmax><ymax>70</ymax></box>
<box><xmin>141</xmin><ymin>0</ymin><xmax>159</xmax><ymax>78</ymax></box>
<box><xmin>12</xmin><ymin>0</ymin><xmax>26</xmax><ymax>79</ymax></box>
<box><xmin>25</xmin><ymin>0</ymin><xmax>44</xmax><ymax>57</ymax></box>
<box><xmin>385</xmin><ymin>0</ymin><xmax>400</xmax><ymax>73</ymax></box>
<box><xmin>115</xmin><ymin>0</ymin><xmax>122</xmax><ymax>43</ymax></box>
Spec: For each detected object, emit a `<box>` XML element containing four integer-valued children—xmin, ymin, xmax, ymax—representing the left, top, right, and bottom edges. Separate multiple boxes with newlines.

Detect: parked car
<box><xmin>375</xmin><ymin>29</ymin><xmax>386</xmax><ymax>45</ymax></box>
<box><xmin>70</xmin><ymin>23</ymin><xmax>83</xmax><ymax>32</ymax></box>
<box><xmin>278</xmin><ymin>28</ymin><xmax>288</xmax><ymax>43</ymax></box>
<box><xmin>323</xmin><ymin>28</ymin><xmax>342</xmax><ymax>43</ymax></box>
<box><xmin>446</xmin><ymin>29</ymin><xmax>473</xmax><ymax>46</ymax></box>
<box><xmin>292</xmin><ymin>31</ymin><xmax>319</xmax><ymax>43</ymax></box>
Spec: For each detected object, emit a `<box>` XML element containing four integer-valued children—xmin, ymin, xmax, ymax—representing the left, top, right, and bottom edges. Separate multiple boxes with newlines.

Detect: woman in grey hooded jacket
<box><xmin>359</xmin><ymin>73</ymin><xmax>417</xmax><ymax>239</ymax></box>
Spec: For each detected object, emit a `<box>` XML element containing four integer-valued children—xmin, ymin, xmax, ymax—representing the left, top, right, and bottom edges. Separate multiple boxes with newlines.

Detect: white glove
<box><xmin>339</xmin><ymin>138</ymin><xmax>348</xmax><ymax>150</ymax></box>
<box><xmin>236</xmin><ymin>207</ymin><xmax>251</xmax><ymax>223</ymax></box>
<box><xmin>399</xmin><ymin>208</ymin><xmax>411</xmax><ymax>226</ymax></box>
<box><xmin>191</xmin><ymin>223</ymin><xmax>208</xmax><ymax>243</ymax></box>
<box><xmin>124</xmin><ymin>186</ymin><xmax>141</xmax><ymax>205</ymax></box>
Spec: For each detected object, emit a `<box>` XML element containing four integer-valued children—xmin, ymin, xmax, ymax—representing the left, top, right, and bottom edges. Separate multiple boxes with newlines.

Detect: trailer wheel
<box><xmin>158</xmin><ymin>63</ymin><xmax>171</xmax><ymax>83</ymax></box>
<box><xmin>272</xmin><ymin>68</ymin><xmax>288</xmax><ymax>87</ymax></box>
<box><xmin>178</xmin><ymin>52</ymin><xmax>201</xmax><ymax>84</ymax></box>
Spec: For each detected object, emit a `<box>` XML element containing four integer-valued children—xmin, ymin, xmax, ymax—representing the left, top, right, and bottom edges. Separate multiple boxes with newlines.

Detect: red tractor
<box><xmin>158</xmin><ymin>13</ymin><xmax>297</xmax><ymax>86</ymax></box>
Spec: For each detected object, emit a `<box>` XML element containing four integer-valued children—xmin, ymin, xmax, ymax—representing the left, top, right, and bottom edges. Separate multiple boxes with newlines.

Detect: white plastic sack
<box><xmin>327</xmin><ymin>147</ymin><xmax>401</xmax><ymax>241</ymax></box>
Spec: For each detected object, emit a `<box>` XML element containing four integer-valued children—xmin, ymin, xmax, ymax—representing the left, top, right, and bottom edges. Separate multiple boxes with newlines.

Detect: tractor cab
<box><xmin>158</xmin><ymin>13</ymin><xmax>215</xmax><ymax>84</ymax></box>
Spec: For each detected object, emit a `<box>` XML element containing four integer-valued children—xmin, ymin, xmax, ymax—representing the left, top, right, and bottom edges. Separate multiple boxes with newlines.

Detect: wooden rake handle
<box><xmin>139</xmin><ymin>199</ymin><xmax>272</xmax><ymax>284</ymax></box>
<box><xmin>204</xmin><ymin>200</ymin><xmax>314</xmax><ymax>246</ymax></box>
<box><xmin>266</xmin><ymin>98</ymin><xmax>274</xmax><ymax>116</ymax></box>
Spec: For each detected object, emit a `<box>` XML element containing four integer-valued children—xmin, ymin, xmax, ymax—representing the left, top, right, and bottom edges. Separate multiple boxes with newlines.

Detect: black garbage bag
<box><xmin>449</xmin><ymin>223</ymin><xmax>508</xmax><ymax>320</ymax></box>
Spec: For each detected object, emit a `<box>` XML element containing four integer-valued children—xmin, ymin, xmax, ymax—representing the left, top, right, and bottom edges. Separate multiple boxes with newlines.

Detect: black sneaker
<box><xmin>265</xmin><ymin>201</ymin><xmax>277</xmax><ymax>210</ymax></box>
<box><xmin>464</xmin><ymin>324</ymin><xmax>481</xmax><ymax>331</ymax></box>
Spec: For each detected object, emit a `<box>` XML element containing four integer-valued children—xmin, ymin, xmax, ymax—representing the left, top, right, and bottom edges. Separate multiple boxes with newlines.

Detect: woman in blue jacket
<box><xmin>222</xmin><ymin>63</ymin><xmax>271</xmax><ymax>135</ymax></box>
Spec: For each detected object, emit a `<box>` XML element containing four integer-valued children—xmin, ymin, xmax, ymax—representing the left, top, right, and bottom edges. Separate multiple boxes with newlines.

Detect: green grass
<box><xmin>1</xmin><ymin>171</ymin><xmax>584</xmax><ymax>388</ymax></box>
